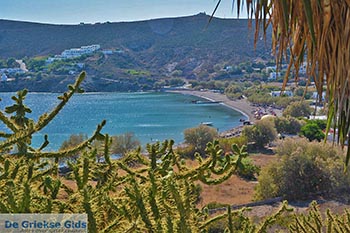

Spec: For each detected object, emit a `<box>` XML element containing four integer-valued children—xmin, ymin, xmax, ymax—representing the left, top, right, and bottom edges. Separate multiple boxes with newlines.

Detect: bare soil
<box><xmin>61</xmin><ymin>152</ymin><xmax>350</xmax><ymax>220</ymax></box>
<box><xmin>197</xmin><ymin>154</ymin><xmax>277</xmax><ymax>208</ymax></box>
<box><xmin>197</xmin><ymin>152</ymin><xmax>350</xmax><ymax>219</ymax></box>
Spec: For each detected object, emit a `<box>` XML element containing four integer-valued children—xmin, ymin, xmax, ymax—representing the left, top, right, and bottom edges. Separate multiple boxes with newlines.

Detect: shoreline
<box><xmin>168</xmin><ymin>89</ymin><xmax>257</xmax><ymax>122</ymax></box>
<box><xmin>168</xmin><ymin>89</ymin><xmax>283</xmax><ymax>138</ymax></box>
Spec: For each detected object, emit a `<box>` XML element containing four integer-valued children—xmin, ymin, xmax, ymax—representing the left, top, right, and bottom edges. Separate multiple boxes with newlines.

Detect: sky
<box><xmin>0</xmin><ymin>0</ymin><xmax>246</xmax><ymax>25</ymax></box>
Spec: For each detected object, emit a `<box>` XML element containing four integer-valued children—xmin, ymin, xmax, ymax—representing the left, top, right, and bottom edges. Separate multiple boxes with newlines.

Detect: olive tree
<box><xmin>184</xmin><ymin>125</ymin><xmax>218</xmax><ymax>154</ymax></box>
<box><xmin>242</xmin><ymin>119</ymin><xmax>277</xmax><ymax>148</ymax></box>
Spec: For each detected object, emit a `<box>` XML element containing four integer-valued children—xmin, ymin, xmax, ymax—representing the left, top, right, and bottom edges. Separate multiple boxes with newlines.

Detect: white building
<box><xmin>268</xmin><ymin>72</ymin><xmax>281</xmax><ymax>81</ymax></box>
<box><xmin>46</xmin><ymin>55</ymin><xmax>63</xmax><ymax>64</ymax></box>
<box><xmin>0</xmin><ymin>68</ymin><xmax>25</xmax><ymax>74</ymax></box>
<box><xmin>60</xmin><ymin>44</ymin><xmax>101</xmax><ymax>59</ymax></box>
<box><xmin>265</xmin><ymin>66</ymin><xmax>276</xmax><ymax>73</ymax></box>
<box><xmin>312</xmin><ymin>91</ymin><xmax>326</xmax><ymax>101</ymax></box>
<box><xmin>271</xmin><ymin>90</ymin><xmax>293</xmax><ymax>97</ymax></box>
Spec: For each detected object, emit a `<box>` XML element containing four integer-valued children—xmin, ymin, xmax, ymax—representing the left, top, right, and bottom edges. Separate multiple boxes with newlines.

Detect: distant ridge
<box><xmin>0</xmin><ymin>13</ymin><xmax>273</xmax><ymax>92</ymax></box>
<box><xmin>0</xmin><ymin>13</ymin><xmax>271</xmax><ymax>59</ymax></box>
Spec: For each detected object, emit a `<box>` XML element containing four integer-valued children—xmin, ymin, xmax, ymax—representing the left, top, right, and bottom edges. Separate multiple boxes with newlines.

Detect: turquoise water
<box><xmin>0</xmin><ymin>92</ymin><xmax>245</xmax><ymax>150</ymax></box>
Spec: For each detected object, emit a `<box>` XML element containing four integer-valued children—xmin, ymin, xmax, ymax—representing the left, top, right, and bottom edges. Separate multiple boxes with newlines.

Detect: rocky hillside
<box><xmin>0</xmin><ymin>13</ymin><xmax>273</xmax><ymax>92</ymax></box>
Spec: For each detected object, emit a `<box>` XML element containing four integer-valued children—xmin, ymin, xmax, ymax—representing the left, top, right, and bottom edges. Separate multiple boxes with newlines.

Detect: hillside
<box><xmin>0</xmin><ymin>13</ymin><xmax>273</xmax><ymax>92</ymax></box>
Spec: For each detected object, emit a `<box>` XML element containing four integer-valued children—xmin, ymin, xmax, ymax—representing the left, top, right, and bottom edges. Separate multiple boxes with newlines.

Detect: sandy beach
<box><xmin>168</xmin><ymin>89</ymin><xmax>283</xmax><ymax>137</ymax></box>
<box><xmin>168</xmin><ymin>89</ymin><xmax>257</xmax><ymax>121</ymax></box>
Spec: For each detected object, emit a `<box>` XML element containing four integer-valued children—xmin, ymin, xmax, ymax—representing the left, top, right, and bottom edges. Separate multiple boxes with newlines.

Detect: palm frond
<box><xmin>213</xmin><ymin>0</ymin><xmax>350</xmax><ymax>166</ymax></box>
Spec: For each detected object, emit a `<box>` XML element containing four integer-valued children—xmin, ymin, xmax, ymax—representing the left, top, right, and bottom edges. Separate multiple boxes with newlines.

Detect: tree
<box><xmin>59</xmin><ymin>133</ymin><xmax>88</xmax><ymax>162</ymax></box>
<box><xmin>214</xmin><ymin>1</ymin><xmax>350</xmax><ymax>164</ymax></box>
<box><xmin>26</xmin><ymin>57</ymin><xmax>46</xmax><ymax>72</ymax></box>
<box><xmin>274</xmin><ymin>116</ymin><xmax>304</xmax><ymax>135</ymax></box>
<box><xmin>6</xmin><ymin>58</ymin><xmax>17</xmax><ymax>68</ymax></box>
<box><xmin>60</xmin><ymin>133</ymin><xmax>87</xmax><ymax>151</ymax></box>
<box><xmin>283</xmin><ymin>101</ymin><xmax>312</xmax><ymax>118</ymax></box>
<box><xmin>242</xmin><ymin>119</ymin><xmax>277</xmax><ymax>148</ymax></box>
<box><xmin>225</xmin><ymin>83</ymin><xmax>243</xmax><ymax>99</ymax></box>
<box><xmin>255</xmin><ymin>138</ymin><xmax>349</xmax><ymax>200</ymax></box>
<box><xmin>184</xmin><ymin>125</ymin><xmax>218</xmax><ymax>154</ymax></box>
<box><xmin>110</xmin><ymin>132</ymin><xmax>140</xmax><ymax>155</ymax></box>
<box><xmin>300</xmin><ymin>121</ymin><xmax>325</xmax><ymax>142</ymax></box>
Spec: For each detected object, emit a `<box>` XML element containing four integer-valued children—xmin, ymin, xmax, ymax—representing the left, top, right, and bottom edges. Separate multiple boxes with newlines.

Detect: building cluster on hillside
<box><xmin>270</xmin><ymin>90</ymin><xmax>294</xmax><ymax>97</ymax></box>
<box><xmin>269</xmin><ymin>90</ymin><xmax>326</xmax><ymax>101</ymax></box>
<box><xmin>0</xmin><ymin>67</ymin><xmax>27</xmax><ymax>82</ymax></box>
<box><xmin>266</xmin><ymin>62</ymin><xmax>308</xmax><ymax>82</ymax></box>
<box><xmin>46</xmin><ymin>44</ymin><xmax>101</xmax><ymax>63</ymax></box>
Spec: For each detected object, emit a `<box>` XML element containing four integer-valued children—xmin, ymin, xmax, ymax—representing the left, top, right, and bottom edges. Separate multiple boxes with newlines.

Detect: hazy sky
<box><xmin>0</xmin><ymin>0</ymin><xmax>245</xmax><ymax>25</ymax></box>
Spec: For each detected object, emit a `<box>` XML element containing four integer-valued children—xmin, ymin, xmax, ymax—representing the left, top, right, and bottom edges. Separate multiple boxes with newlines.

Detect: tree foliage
<box><xmin>242</xmin><ymin>119</ymin><xmax>277</xmax><ymax>148</ymax></box>
<box><xmin>274</xmin><ymin>116</ymin><xmax>305</xmax><ymax>135</ymax></box>
<box><xmin>218</xmin><ymin>136</ymin><xmax>248</xmax><ymax>153</ymax></box>
<box><xmin>184</xmin><ymin>125</ymin><xmax>218</xmax><ymax>154</ymax></box>
<box><xmin>282</xmin><ymin>101</ymin><xmax>312</xmax><ymax>118</ymax></box>
<box><xmin>300</xmin><ymin>121</ymin><xmax>325</xmax><ymax>142</ymax></box>
<box><xmin>255</xmin><ymin>138</ymin><xmax>349</xmax><ymax>200</ymax></box>
<box><xmin>60</xmin><ymin>133</ymin><xmax>87</xmax><ymax>151</ymax></box>
<box><xmin>110</xmin><ymin>132</ymin><xmax>140</xmax><ymax>155</ymax></box>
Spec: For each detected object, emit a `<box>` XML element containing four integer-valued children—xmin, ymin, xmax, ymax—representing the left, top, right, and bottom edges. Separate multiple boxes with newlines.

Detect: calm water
<box><xmin>0</xmin><ymin>92</ymin><xmax>245</xmax><ymax>150</ymax></box>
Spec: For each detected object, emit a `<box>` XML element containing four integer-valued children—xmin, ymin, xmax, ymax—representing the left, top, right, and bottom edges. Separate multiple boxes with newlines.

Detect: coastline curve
<box><xmin>167</xmin><ymin>89</ymin><xmax>255</xmax><ymax>122</ymax></box>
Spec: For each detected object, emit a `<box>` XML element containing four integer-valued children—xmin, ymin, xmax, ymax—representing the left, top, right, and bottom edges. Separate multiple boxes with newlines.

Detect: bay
<box><xmin>0</xmin><ymin>92</ymin><xmax>244</xmax><ymax>151</ymax></box>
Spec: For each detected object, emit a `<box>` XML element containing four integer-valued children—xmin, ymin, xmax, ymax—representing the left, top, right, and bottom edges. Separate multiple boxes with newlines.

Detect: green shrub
<box><xmin>255</xmin><ymin>138</ymin><xmax>349</xmax><ymax>200</ymax></box>
<box><xmin>184</xmin><ymin>125</ymin><xmax>218</xmax><ymax>154</ymax></box>
<box><xmin>59</xmin><ymin>133</ymin><xmax>88</xmax><ymax>163</ymax></box>
<box><xmin>242</xmin><ymin>118</ymin><xmax>277</xmax><ymax>148</ymax></box>
<box><xmin>235</xmin><ymin>157</ymin><xmax>260</xmax><ymax>180</ymax></box>
<box><xmin>274</xmin><ymin>116</ymin><xmax>305</xmax><ymax>134</ymax></box>
<box><xmin>309</xmin><ymin>119</ymin><xmax>327</xmax><ymax>130</ymax></box>
<box><xmin>283</xmin><ymin>101</ymin><xmax>312</xmax><ymax>118</ymax></box>
<box><xmin>300</xmin><ymin>121</ymin><xmax>325</xmax><ymax>142</ymax></box>
<box><xmin>110</xmin><ymin>132</ymin><xmax>141</xmax><ymax>155</ymax></box>
<box><xmin>175</xmin><ymin>144</ymin><xmax>196</xmax><ymax>158</ymax></box>
<box><xmin>218</xmin><ymin>136</ymin><xmax>248</xmax><ymax>153</ymax></box>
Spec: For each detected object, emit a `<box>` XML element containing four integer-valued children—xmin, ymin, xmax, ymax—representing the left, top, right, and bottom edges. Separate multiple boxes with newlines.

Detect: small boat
<box><xmin>193</xmin><ymin>100</ymin><xmax>221</xmax><ymax>104</ymax></box>
<box><xmin>201</xmin><ymin>122</ymin><xmax>213</xmax><ymax>126</ymax></box>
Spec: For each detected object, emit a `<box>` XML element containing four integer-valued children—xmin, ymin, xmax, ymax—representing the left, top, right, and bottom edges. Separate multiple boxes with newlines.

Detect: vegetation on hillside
<box><xmin>0</xmin><ymin>15</ymin><xmax>274</xmax><ymax>92</ymax></box>
<box><xmin>255</xmin><ymin>138</ymin><xmax>350</xmax><ymax>201</ymax></box>
<box><xmin>300</xmin><ymin>119</ymin><xmax>326</xmax><ymax>142</ymax></box>
<box><xmin>242</xmin><ymin>118</ymin><xmax>277</xmax><ymax>148</ymax></box>
<box><xmin>274</xmin><ymin>116</ymin><xmax>305</xmax><ymax>135</ymax></box>
<box><xmin>183</xmin><ymin>125</ymin><xmax>218</xmax><ymax>155</ymax></box>
<box><xmin>222</xmin><ymin>0</ymin><xmax>350</xmax><ymax>164</ymax></box>
<box><xmin>282</xmin><ymin>101</ymin><xmax>312</xmax><ymax>118</ymax></box>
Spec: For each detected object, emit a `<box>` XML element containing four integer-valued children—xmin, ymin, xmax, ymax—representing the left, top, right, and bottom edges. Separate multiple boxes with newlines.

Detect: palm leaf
<box><xmin>212</xmin><ymin>0</ymin><xmax>350</xmax><ymax>167</ymax></box>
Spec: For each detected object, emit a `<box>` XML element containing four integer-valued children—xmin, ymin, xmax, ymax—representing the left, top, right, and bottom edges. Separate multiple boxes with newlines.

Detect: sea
<box><xmin>0</xmin><ymin>92</ymin><xmax>245</xmax><ymax>151</ymax></box>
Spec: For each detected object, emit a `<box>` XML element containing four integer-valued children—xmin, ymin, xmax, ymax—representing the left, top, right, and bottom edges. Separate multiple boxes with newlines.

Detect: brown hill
<box><xmin>0</xmin><ymin>13</ymin><xmax>271</xmax><ymax>61</ymax></box>
<box><xmin>0</xmin><ymin>14</ymin><xmax>273</xmax><ymax>92</ymax></box>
